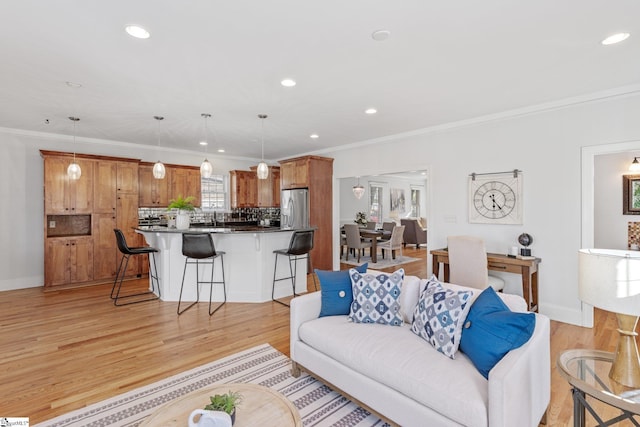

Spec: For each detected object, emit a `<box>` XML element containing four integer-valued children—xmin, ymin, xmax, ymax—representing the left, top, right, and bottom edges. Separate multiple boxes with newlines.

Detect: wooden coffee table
<box><xmin>140</xmin><ymin>383</ymin><xmax>302</xmax><ymax>427</ymax></box>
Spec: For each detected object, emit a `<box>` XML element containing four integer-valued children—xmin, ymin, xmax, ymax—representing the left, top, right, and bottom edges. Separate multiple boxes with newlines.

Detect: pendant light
<box><xmin>200</xmin><ymin>113</ymin><xmax>213</xmax><ymax>178</ymax></box>
<box><xmin>256</xmin><ymin>114</ymin><xmax>269</xmax><ymax>180</ymax></box>
<box><xmin>353</xmin><ymin>176</ymin><xmax>365</xmax><ymax>199</ymax></box>
<box><xmin>152</xmin><ymin>116</ymin><xmax>166</xmax><ymax>179</ymax></box>
<box><xmin>630</xmin><ymin>157</ymin><xmax>640</xmax><ymax>172</ymax></box>
<box><xmin>67</xmin><ymin>116</ymin><xmax>81</xmax><ymax>180</ymax></box>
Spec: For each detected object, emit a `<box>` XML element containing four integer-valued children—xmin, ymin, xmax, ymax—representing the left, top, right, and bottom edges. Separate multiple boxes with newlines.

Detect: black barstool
<box><xmin>272</xmin><ymin>229</ymin><xmax>317</xmax><ymax>307</ymax></box>
<box><xmin>111</xmin><ymin>229</ymin><xmax>160</xmax><ymax>306</ymax></box>
<box><xmin>178</xmin><ymin>233</ymin><xmax>227</xmax><ymax>315</ymax></box>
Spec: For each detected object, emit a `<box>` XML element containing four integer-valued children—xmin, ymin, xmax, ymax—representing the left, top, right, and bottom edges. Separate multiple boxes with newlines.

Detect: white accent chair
<box><xmin>378</xmin><ymin>225</ymin><xmax>405</xmax><ymax>260</ymax></box>
<box><xmin>447</xmin><ymin>235</ymin><xmax>505</xmax><ymax>291</ymax></box>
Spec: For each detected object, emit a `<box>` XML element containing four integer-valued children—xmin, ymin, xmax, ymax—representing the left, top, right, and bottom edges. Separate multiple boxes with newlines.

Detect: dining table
<box><xmin>341</xmin><ymin>227</ymin><xmax>391</xmax><ymax>264</ymax></box>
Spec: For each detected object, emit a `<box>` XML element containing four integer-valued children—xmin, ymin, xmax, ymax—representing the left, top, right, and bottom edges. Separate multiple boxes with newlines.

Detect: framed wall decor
<box><xmin>623</xmin><ymin>174</ymin><xmax>640</xmax><ymax>215</ymax></box>
<box><xmin>468</xmin><ymin>171</ymin><xmax>523</xmax><ymax>224</ymax></box>
<box><xmin>390</xmin><ymin>188</ymin><xmax>406</xmax><ymax>214</ymax></box>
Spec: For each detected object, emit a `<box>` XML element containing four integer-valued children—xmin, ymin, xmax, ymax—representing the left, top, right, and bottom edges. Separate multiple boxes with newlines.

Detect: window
<box><xmin>369</xmin><ymin>183</ymin><xmax>383</xmax><ymax>223</ymax></box>
<box><xmin>410</xmin><ymin>186</ymin><xmax>421</xmax><ymax>217</ymax></box>
<box><xmin>200</xmin><ymin>174</ymin><xmax>228</xmax><ymax>211</ymax></box>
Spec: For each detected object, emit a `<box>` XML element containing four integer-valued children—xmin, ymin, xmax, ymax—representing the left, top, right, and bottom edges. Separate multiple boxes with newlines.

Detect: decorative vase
<box><xmin>176</xmin><ymin>211</ymin><xmax>191</xmax><ymax>230</ymax></box>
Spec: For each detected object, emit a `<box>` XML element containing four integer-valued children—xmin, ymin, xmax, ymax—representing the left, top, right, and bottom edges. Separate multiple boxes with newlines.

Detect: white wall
<box><xmin>0</xmin><ymin>128</ymin><xmax>257</xmax><ymax>292</ymax></box>
<box><xmin>594</xmin><ymin>151</ymin><xmax>640</xmax><ymax>249</ymax></box>
<box><xmin>325</xmin><ymin>92</ymin><xmax>640</xmax><ymax>326</ymax></box>
<box><xmin>339</xmin><ymin>176</ymin><xmax>427</xmax><ymax>226</ymax></box>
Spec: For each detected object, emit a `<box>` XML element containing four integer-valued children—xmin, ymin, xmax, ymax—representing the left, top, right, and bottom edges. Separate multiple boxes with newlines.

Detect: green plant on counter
<box><xmin>167</xmin><ymin>195</ymin><xmax>196</xmax><ymax>211</ymax></box>
<box><xmin>204</xmin><ymin>390</ymin><xmax>242</xmax><ymax>415</ymax></box>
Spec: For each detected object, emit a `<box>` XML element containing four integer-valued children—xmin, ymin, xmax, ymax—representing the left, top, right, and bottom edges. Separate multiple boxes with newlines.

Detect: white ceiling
<box><xmin>1</xmin><ymin>0</ymin><xmax>638</xmax><ymax>161</ymax></box>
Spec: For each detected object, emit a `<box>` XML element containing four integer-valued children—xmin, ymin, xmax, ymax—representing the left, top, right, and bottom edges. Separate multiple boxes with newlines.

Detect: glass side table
<box><xmin>557</xmin><ymin>349</ymin><xmax>640</xmax><ymax>426</ymax></box>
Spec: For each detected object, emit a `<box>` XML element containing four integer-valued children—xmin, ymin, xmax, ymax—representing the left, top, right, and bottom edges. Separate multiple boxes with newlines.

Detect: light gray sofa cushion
<box><xmin>298</xmin><ymin>315</ymin><xmax>490</xmax><ymax>427</ymax></box>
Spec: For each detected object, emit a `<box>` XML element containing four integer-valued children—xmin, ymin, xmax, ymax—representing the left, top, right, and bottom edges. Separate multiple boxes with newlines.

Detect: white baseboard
<box><xmin>0</xmin><ymin>275</ymin><xmax>43</xmax><ymax>292</ymax></box>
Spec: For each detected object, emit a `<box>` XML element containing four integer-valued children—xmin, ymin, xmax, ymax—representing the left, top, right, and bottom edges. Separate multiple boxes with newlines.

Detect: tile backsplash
<box><xmin>138</xmin><ymin>207</ymin><xmax>280</xmax><ymax>225</ymax></box>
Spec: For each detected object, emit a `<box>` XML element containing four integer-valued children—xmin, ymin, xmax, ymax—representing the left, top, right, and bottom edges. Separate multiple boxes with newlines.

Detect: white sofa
<box><xmin>290</xmin><ymin>274</ymin><xmax>550</xmax><ymax>427</ymax></box>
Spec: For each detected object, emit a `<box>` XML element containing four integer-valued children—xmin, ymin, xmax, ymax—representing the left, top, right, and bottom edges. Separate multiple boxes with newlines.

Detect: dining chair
<box><xmin>344</xmin><ymin>223</ymin><xmax>372</xmax><ymax>263</ymax></box>
<box><xmin>446</xmin><ymin>235</ymin><xmax>505</xmax><ymax>291</ymax></box>
<box><xmin>366</xmin><ymin>221</ymin><xmax>377</xmax><ymax>230</ymax></box>
<box><xmin>378</xmin><ymin>225</ymin><xmax>405</xmax><ymax>259</ymax></box>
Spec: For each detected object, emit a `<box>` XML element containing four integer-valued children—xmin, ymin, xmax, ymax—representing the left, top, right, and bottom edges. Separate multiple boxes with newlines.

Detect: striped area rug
<box><xmin>34</xmin><ymin>344</ymin><xmax>390</xmax><ymax>427</ymax></box>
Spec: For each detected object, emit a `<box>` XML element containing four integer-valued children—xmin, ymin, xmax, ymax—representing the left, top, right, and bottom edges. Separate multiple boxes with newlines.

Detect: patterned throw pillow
<box><xmin>411</xmin><ymin>276</ymin><xmax>473</xmax><ymax>358</ymax></box>
<box><xmin>348</xmin><ymin>268</ymin><xmax>404</xmax><ymax>326</ymax></box>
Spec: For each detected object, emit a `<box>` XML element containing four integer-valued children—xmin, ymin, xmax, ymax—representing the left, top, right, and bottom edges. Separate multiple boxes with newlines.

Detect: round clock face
<box><xmin>473</xmin><ymin>181</ymin><xmax>516</xmax><ymax>219</ymax></box>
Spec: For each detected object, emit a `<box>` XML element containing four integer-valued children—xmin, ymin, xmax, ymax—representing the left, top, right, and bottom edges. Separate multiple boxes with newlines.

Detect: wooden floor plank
<box><xmin>0</xmin><ymin>246</ymin><xmax>630</xmax><ymax>425</ymax></box>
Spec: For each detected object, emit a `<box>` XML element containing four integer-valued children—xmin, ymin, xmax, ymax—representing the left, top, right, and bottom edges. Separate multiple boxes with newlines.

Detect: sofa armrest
<box><xmin>487</xmin><ymin>313</ymin><xmax>550</xmax><ymax>427</ymax></box>
<box><xmin>290</xmin><ymin>292</ymin><xmax>322</xmax><ymax>360</ymax></box>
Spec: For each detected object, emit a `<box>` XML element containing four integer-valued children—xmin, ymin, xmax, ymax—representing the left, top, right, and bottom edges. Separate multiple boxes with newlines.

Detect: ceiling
<box><xmin>1</xmin><ymin>0</ymin><xmax>639</xmax><ymax>161</ymax></box>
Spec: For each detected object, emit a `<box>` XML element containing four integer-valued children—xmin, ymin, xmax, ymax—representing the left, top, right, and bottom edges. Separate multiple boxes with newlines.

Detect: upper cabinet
<box><xmin>44</xmin><ymin>155</ymin><xmax>94</xmax><ymax>214</ymax></box>
<box><xmin>139</xmin><ymin>163</ymin><xmax>170</xmax><ymax>207</ymax></box>
<box><xmin>251</xmin><ymin>166</ymin><xmax>280</xmax><ymax>207</ymax></box>
<box><xmin>230</xmin><ymin>170</ymin><xmax>257</xmax><ymax>208</ymax></box>
<box><xmin>170</xmin><ymin>166</ymin><xmax>201</xmax><ymax>207</ymax></box>
<box><xmin>280</xmin><ymin>158</ymin><xmax>309</xmax><ymax>189</ymax></box>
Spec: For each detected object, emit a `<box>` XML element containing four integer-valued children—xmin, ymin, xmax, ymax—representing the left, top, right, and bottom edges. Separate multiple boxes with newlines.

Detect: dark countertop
<box><xmin>136</xmin><ymin>225</ymin><xmax>292</xmax><ymax>234</ymax></box>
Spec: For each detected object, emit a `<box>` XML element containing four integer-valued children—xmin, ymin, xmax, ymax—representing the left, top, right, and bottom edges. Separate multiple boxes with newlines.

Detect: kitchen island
<box><xmin>136</xmin><ymin>225</ymin><xmax>311</xmax><ymax>303</ymax></box>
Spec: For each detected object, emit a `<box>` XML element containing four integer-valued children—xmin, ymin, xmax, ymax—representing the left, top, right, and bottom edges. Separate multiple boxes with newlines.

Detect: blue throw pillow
<box><xmin>316</xmin><ymin>263</ymin><xmax>368</xmax><ymax>317</ymax></box>
<box><xmin>459</xmin><ymin>287</ymin><xmax>536</xmax><ymax>379</ymax></box>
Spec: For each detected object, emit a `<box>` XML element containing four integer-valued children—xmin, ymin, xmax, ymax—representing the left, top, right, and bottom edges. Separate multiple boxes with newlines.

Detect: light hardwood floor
<box><xmin>0</xmin><ymin>246</ymin><xmax>630</xmax><ymax>425</ymax></box>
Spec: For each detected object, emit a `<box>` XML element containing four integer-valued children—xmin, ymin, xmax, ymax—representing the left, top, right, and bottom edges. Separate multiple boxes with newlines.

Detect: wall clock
<box><xmin>468</xmin><ymin>172</ymin><xmax>523</xmax><ymax>224</ymax></box>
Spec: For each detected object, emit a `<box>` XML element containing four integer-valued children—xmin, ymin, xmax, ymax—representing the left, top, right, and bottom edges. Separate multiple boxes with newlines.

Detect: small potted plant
<box><xmin>167</xmin><ymin>195</ymin><xmax>196</xmax><ymax>229</ymax></box>
<box><xmin>204</xmin><ymin>390</ymin><xmax>242</xmax><ymax>425</ymax></box>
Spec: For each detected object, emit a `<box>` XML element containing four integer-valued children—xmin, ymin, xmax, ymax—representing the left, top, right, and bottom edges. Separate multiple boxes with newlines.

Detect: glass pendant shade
<box><xmin>257</xmin><ymin>161</ymin><xmax>269</xmax><ymax>180</ymax></box>
<box><xmin>630</xmin><ymin>157</ymin><xmax>640</xmax><ymax>172</ymax></box>
<box><xmin>200</xmin><ymin>158</ymin><xmax>213</xmax><ymax>178</ymax></box>
<box><xmin>67</xmin><ymin>116</ymin><xmax>81</xmax><ymax>180</ymax></box>
<box><xmin>67</xmin><ymin>162</ymin><xmax>81</xmax><ymax>180</ymax></box>
<box><xmin>153</xmin><ymin>161</ymin><xmax>166</xmax><ymax>179</ymax></box>
<box><xmin>352</xmin><ymin>185</ymin><xmax>365</xmax><ymax>199</ymax></box>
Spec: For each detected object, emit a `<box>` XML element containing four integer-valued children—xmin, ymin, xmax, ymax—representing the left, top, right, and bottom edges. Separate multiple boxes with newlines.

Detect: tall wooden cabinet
<box><xmin>279</xmin><ymin>155</ymin><xmax>334</xmax><ymax>271</ymax></box>
<box><xmin>42</xmin><ymin>151</ymin><xmax>142</xmax><ymax>288</ymax></box>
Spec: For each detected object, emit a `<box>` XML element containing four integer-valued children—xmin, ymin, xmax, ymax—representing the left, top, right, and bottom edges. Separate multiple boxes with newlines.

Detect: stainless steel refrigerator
<box><xmin>280</xmin><ymin>188</ymin><xmax>310</xmax><ymax>229</ymax></box>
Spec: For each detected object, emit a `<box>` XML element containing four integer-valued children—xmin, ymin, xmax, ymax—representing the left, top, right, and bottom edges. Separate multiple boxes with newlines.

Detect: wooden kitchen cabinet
<box><xmin>44</xmin><ymin>156</ymin><xmax>94</xmax><ymax>214</ymax></box>
<box><xmin>230</xmin><ymin>170</ymin><xmax>257</xmax><ymax>208</ymax></box>
<box><xmin>280</xmin><ymin>158</ymin><xmax>310</xmax><ymax>190</ymax></box>
<box><xmin>93</xmin><ymin>213</ymin><xmax>117</xmax><ymax>281</ymax></box>
<box><xmin>170</xmin><ymin>166</ymin><xmax>201</xmax><ymax>207</ymax></box>
<box><xmin>45</xmin><ymin>237</ymin><xmax>93</xmax><ymax>286</ymax></box>
<box><xmin>139</xmin><ymin>163</ymin><xmax>170</xmax><ymax>207</ymax></box>
<box><xmin>278</xmin><ymin>155</ymin><xmax>334</xmax><ymax>271</ymax></box>
<box><xmin>251</xmin><ymin>166</ymin><xmax>280</xmax><ymax>207</ymax></box>
<box><xmin>93</xmin><ymin>161</ymin><xmax>117</xmax><ymax>214</ymax></box>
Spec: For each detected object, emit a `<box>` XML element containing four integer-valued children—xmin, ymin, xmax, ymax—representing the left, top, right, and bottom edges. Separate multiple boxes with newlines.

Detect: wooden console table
<box><xmin>431</xmin><ymin>248</ymin><xmax>541</xmax><ymax>312</ymax></box>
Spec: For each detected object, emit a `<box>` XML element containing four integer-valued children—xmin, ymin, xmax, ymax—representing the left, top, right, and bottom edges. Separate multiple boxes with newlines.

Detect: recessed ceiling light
<box><xmin>371</xmin><ymin>29</ymin><xmax>391</xmax><ymax>41</ymax></box>
<box><xmin>65</xmin><ymin>81</ymin><xmax>82</xmax><ymax>88</ymax></box>
<box><xmin>217</xmin><ymin>148</ymin><xmax>225</xmax><ymax>153</ymax></box>
<box><xmin>125</xmin><ymin>25</ymin><xmax>150</xmax><ymax>39</ymax></box>
<box><xmin>365</xmin><ymin>108</ymin><xmax>377</xmax><ymax>115</ymax></box>
<box><xmin>281</xmin><ymin>79</ymin><xmax>296</xmax><ymax>87</ymax></box>
<box><xmin>601</xmin><ymin>32</ymin><xmax>630</xmax><ymax>45</ymax></box>
<box><xmin>199</xmin><ymin>141</ymin><xmax>208</xmax><ymax>146</ymax></box>
<box><xmin>310</xmin><ymin>134</ymin><xmax>319</xmax><ymax>139</ymax></box>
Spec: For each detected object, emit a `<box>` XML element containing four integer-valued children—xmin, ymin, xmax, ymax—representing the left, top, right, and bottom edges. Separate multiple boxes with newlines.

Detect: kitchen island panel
<box><xmin>137</xmin><ymin>228</ymin><xmax>307</xmax><ymax>303</ymax></box>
